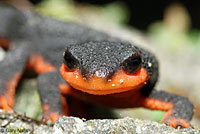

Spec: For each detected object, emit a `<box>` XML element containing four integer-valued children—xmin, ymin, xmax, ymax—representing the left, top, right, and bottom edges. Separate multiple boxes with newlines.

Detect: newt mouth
<box><xmin>60</xmin><ymin>63</ymin><xmax>149</xmax><ymax>95</ymax></box>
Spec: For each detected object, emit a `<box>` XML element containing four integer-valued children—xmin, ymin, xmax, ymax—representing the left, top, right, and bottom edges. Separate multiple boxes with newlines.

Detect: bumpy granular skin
<box><xmin>66</xmin><ymin>42</ymin><xmax>139</xmax><ymax>78</ymax></box>
<box><xmin>0</xmin><ymin>5</ymin><xmax>194</xmax><ymax>128</ymax></box>
<box><xmin>0</xmin><ymin>6</ymin><xmax>26</xmax><ymax>40</ymax></box>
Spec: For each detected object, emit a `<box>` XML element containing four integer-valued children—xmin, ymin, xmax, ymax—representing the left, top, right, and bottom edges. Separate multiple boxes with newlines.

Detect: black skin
<box><xmin>0</xmin><ymin>5</ymin><xmax>193</xmax><ymax>128</ymax></box>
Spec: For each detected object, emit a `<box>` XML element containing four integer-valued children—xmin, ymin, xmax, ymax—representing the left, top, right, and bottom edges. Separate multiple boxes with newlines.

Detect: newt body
<box><xmin>0</xmin><ymin>5</ymin><xmax>193</xmax><ymax>128</ymax></box>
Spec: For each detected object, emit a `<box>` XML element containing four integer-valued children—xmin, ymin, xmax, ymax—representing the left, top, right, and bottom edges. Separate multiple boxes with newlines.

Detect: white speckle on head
<box><xmin>0</xmin><ymin>47</ymin><xmax>6</xmax><ymax>62</ymax></box>
<box><xmin>74</xmin><ymin>71</ymin><xmax>78</xmax><ymax>75</ymax></box>
<box><xmin>63</xmin><ymin>51</ymin><xmax>65</xmax><ymax>57</ymax></box>
<box><xmin>112</xmin><ymin>84</ymin><xmax>116</xmax><ymax>87</ymax></box>
<box><xmin>95</xmin><ymin>71</ymin><xmax>100</xmax><ymax>77</ymax></box>
<box><xmin>76</xmin><ymin>75</ymin><xmax>78</xmax><ymax>79</ymax></box>
<box><xmin>144</xmin><ymin>82</ymin><xmax>147</xmax><ymax>84</ymax></box>
<box><xmin>108</xmin><ymin>79</ymin><xmax>112</xmax><ymax>82</ymax></box>
<box><xmin>95</xmin><ymin>71</ymin><xmax>106</xmax><ymax>78</ymax></box>
<box><xmin>148</xmin><ymin>62</ymin><xmax>152</xmax><ymax>67</ymax></box>
<box><xmin>120</xmin><ymin>79</ymin><xmax>124</xmax><ymax>84</ymax></box>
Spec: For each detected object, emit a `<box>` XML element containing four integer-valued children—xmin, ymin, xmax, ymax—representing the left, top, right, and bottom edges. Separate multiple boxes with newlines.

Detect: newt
<box><xmin>0</xmin><ymin>5</ymin><xmax>193</xmax><ymax>128</ymax></box>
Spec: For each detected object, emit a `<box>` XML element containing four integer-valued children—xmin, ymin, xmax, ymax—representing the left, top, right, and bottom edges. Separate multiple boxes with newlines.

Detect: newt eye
<box><xmin>123</xmin><ymin>55</ymin><xmax>142</xmax><ymax>74</ymax></box>
<box><xmin>63</xmin><ymin>50</ymin><xmax>77</xmax><ymax>70</ymax></box>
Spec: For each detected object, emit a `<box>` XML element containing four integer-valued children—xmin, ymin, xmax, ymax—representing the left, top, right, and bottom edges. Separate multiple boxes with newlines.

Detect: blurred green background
<box><xmin>35</xmin><ymin>0</ymin><xmax>200</xmax><ymax>51</ymax></box>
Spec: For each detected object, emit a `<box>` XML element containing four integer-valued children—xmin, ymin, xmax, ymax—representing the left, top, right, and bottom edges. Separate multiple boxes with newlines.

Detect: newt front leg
<box><xmin>0</xmin><ymin>42</ymin><xmax>34</xmax><ymax>110</ymax></box>
<box><xmin>37</xmin><ymin>71</ymin><xmax>70</xmax><ymax>123</ymax></box>
<box><xmin>140</xmin><ymin>90</ymin><xmax>194</xmax><ymax>128</ymax></box>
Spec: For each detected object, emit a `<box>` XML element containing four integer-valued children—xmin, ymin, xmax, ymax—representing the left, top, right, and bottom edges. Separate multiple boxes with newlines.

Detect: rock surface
<box><xmin>0</xmin><ymin>110</ymin><xmax>199</xmax><ymax>134</ymax></box>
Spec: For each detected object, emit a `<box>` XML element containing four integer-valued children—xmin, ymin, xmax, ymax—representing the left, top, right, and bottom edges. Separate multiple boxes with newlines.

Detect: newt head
<box><xmin>60</xmin><ymin>41</ymin><xmax>149</xmax><ymax>95</ymax></box>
